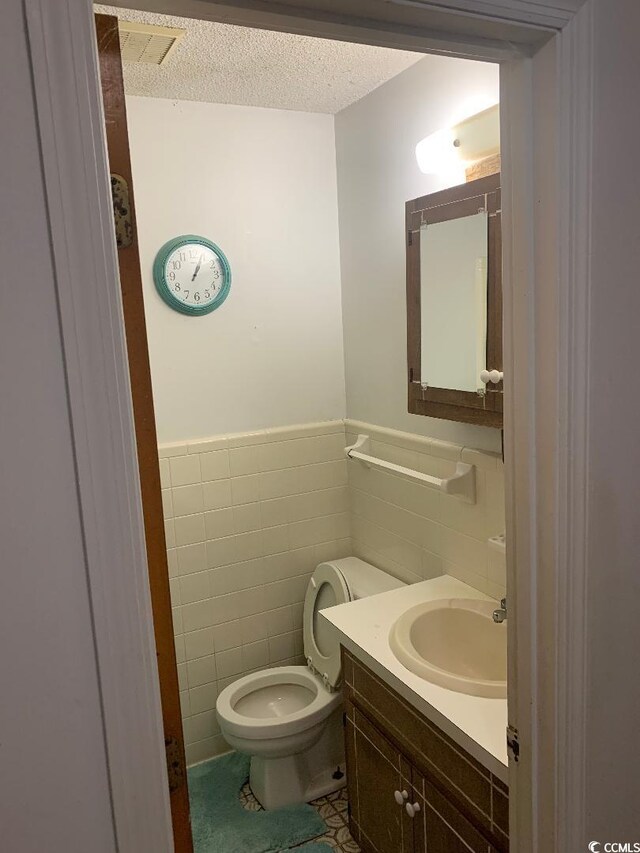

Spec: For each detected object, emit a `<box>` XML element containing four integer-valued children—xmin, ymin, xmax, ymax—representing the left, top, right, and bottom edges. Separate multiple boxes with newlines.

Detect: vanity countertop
<box><xmin>321</xmin><ymin>574</ymin><xmax>509</xmax><ymax>782</ymax></box>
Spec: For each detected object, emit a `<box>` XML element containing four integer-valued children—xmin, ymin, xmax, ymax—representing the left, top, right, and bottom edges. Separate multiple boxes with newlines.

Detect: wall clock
<box><xmin>153</xmin><ymin>234</ymin><xmax>231</xmax><ymax>316</ymax></box>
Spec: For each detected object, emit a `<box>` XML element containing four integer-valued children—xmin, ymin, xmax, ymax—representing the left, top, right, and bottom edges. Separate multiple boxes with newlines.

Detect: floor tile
<box><xmin>239</xmin><ymin>783</ymin><xmax>360</xmax><ymax>852</ymax></box>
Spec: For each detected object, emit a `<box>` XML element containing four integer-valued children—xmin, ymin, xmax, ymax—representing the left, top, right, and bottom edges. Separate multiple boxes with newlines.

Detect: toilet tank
<box><xmin>319</xmin><ymin>556</ymin><xmax>406</xmax><ymax>601</ymax></box>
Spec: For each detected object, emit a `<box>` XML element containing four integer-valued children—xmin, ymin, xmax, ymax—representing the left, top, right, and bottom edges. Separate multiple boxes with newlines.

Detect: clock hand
<box><xmin>191</xmin><ymin>254</ymin><xmax>203</xmax><ymax>282</ymax></box>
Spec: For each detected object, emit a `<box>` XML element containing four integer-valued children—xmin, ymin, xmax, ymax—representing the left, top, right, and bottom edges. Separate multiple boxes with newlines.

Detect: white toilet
<box><xmin>216</xmin><ymin>557</ymin><xmax>404</xmax><ymax>809</ymax></box>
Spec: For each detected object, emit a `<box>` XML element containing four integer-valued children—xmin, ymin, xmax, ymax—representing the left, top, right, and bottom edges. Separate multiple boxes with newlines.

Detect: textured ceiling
<box><xmin>94</xmin><ymin>5</ymin><xmax>423</xmax><ymax>114</ymax></box>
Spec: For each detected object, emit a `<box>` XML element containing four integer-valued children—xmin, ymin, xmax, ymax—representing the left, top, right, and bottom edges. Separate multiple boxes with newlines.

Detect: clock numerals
<box><xmin>156</xmin><ymin>238</ymin><xmax>230</xmax><ymax>314</ymax></box>
<box><xmin>171</xmin><ymin>252</ymin><xmax>217</xmax><ymax>303</ymax></box>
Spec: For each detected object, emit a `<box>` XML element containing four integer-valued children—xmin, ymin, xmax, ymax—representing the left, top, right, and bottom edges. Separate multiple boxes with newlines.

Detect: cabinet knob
<box><xmin>480</xmin><ymin>369</ymin><xmax>503</xmax><ymax>385</ymax></box>
<box><xmin>393</xmin><ymin>790</ymin><xmax>409</xmax><ymax>806</ymax></box>
<box><xmin>405</xmin><ymin>801</ymin><xmax>421</xmax><ymax>818</ymax></box>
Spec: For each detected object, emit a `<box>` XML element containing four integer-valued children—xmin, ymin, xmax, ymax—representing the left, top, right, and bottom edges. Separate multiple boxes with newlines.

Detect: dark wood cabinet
<box><xmin>406</xmin><ymin>174</ymin><xmax>503</xmax><ymax>428</ymax></box>
<box><xmin>411</xmin><ymin>768</ymin><xmax>503</xmax><ymax>853</ymax></box>
<box><xmin>343</xmin><ymin>648</ymin><xmax>508</xmax><ymax>853</ymax></box>
<box><xmin>345</xmin><ymin>707</ymin><xmax>413</xmax><ymax>853</ymax></box>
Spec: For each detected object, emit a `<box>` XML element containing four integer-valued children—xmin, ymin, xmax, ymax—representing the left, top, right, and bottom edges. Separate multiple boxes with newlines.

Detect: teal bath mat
<box><xmin>188</xmin><ymin>752</ymin><xmax>327</xmax><ymax>853</ymax></box>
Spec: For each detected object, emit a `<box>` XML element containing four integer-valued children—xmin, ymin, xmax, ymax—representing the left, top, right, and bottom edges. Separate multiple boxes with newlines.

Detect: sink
<box><xmin>389</xmin><ymin>598</ymin><xmax>507</xmax><ymax>698</ymax></box>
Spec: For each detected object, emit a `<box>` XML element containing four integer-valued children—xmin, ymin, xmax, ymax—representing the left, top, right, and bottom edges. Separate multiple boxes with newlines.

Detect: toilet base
<box><xmin>249</xmin><ymin>706</ymin><xmax>344</xmax><ymax>810</ymax></box>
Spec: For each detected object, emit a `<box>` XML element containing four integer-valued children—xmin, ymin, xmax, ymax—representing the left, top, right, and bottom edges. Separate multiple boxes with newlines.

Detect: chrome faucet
<box><xmin>492</xmin><ymin>598</ymin><xmax>507</xmax><ymax>623</ymax></box>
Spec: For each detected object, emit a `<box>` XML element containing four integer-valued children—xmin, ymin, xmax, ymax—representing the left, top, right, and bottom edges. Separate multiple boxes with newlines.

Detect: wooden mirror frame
<box><xmin>406</xmin><ymin>173</ymin><xmax>502</xmax><ymax>428</ymax></box>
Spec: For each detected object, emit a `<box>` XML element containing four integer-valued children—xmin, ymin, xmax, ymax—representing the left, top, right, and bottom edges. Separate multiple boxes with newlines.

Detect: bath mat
<box><xmin>188</xmin><ymin>751</ymin><xmax>327</xmax><ymax>853</ymax></box>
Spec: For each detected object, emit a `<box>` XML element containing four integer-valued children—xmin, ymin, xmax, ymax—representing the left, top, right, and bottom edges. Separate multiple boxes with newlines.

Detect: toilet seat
<box><xmin>303</xmin><ymin>562</ymin><xmax>351</xmax><ymax>688</ymax></box>
<box><xmin>216</xmin><ymin>666</ymin><xmax>342</xmax><ymax>741</ymax></box>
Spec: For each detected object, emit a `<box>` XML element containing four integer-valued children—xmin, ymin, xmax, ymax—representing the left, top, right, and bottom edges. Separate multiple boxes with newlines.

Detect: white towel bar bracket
<box><xmin>344</xmin><ymin>434</ymin><xmax>476</xmax><ymax>504</ymax></box>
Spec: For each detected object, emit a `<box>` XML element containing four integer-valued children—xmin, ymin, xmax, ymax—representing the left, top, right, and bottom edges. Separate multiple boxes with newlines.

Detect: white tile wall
<box><xmin>344</xmin><ymin>419</ymin><xmax>507</xmax><ymax>600</ymax></box>
<box><xmin>162</xmin><ymin>417</ymin><xmax>506</xmax><ymax>766</ymax></box>
<box><xmin>161</xmin><ymin>421</ymin><xmax>350</xmax><ymax>766</ymax></box>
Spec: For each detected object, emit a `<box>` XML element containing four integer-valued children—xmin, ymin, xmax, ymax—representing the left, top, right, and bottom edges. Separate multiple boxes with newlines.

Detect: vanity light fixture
<box><xmin>415</xmin><ymin>102</ymin><xmax>500</xmax><ymax>176</ymax></box>
<box><xmin>415</xmin><ymin>126</ymin><xmax>461</xmax><ymax>177</ymax></box>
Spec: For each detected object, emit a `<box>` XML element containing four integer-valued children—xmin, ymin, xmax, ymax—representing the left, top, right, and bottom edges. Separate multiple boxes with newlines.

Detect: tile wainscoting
<box><xmin>345</xmin><ymin>419</ymin><xmax>506</xmax><ymax>599</ymax></box>
<box><xmin>161</xmin><ymin>420</ymin><xmax>350</xmax><ymax>765</ymax></box>
<box><xmin>160</xmin><ymin>419</ymin><xmax>505</xmax><ymax>765</ymax></box>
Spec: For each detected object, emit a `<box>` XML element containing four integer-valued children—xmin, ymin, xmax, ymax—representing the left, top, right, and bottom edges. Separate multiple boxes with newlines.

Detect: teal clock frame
<box><xmin>153</xmin><ymin>234</ymin><xmax>232</xmax><ymax>317</ymax></box>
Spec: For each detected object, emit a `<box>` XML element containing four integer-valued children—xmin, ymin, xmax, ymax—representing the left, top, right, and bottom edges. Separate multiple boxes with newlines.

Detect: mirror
<box><xmin>406</xmin><ymin>174</ymin><xmax>502</xmax><ymax>428</ymax></box>
<box><xmin>420</xmin><ymin>211</ymin><xmax>488</xmax><ymax>393</ymax></box>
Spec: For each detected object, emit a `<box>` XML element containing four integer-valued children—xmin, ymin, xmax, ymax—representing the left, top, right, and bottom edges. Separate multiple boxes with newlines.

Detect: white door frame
<box><xmin>23</xmin><ymin>0</ymin><xmax>593</xmax><ymax>850</ymax></box>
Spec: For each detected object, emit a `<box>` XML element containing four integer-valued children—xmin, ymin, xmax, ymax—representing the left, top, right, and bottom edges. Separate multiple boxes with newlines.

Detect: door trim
<box><xmin>22</xmin><ymin>0</ymin><xmax>593</xmax><ymax>851</ymax></box>
<box><xmin>94</xmin><ymin>13</ymin><xmax>192</xmax><ymax>850</ymax></box>
<box><xmin>99</xmin><ymin>0</ymin><xmax>551</xmax><ymax>61</ymax></box>
<box><xmin>24</xmin><ymin>1</ymin><xmax>173</xmax><ymax>850</ymax></box>
<box><xmin>555</xmin><ymin>6</ymin><xmax>594</xmax><ymax>849</ymax></box>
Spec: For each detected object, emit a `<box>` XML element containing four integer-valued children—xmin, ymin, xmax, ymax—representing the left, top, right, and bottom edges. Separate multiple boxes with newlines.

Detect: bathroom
<box><xmin>95</xmin><ymin>6</ymin><xmax>506</xmax><ymax>851</ymax></box>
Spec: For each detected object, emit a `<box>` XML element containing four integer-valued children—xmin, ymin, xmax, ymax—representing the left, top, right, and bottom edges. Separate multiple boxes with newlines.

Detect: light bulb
<box><xmin>415</xmin><ymin>127</ymin><xmax>459</xmax><ymax>175</ymax></box>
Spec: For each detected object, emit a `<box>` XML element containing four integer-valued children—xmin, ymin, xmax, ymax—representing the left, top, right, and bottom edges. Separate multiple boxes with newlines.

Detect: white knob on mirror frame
<box><xmin>480</xmin><ymin>369</ymin><xmax>504</xmax><ymax>385</ymax></box>
<box><xmin>394</xmin><ymin>790</ymin><xmax>409</xmax><ymax>805</ymax></box>
<box><xmin>406</xmin><ymin>801</ymin><xmax>421</xmax><ymax>818</ymax></box>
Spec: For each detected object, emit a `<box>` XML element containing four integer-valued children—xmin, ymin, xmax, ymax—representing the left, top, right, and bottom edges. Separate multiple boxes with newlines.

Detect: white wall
<box><xmin>0</xmin><ymin>2</ymin><xmax>116</xmax><ymax>849</ymax></box>
<box><xmin>127</xmin><ymin>97</ymin><xmax>346</xmax><ymax>444</ymax></box>
<box><xmin>335</xmin><ymin>55</ymin><xmax>501</xmax><ymax>452</ymax></box>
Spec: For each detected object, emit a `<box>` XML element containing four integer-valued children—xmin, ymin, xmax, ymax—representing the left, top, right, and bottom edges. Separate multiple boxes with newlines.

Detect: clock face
<box><xmin>154</xmin><ymin>236</ymin><xmax>231</xmax><ymax>316</ymax></box>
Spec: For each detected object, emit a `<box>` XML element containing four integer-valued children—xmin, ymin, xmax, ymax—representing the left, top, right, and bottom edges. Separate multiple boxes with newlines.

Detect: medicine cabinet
<box><xmin>406</xmin><ymin>174</ymin><xmax>502</xmax><ymax>428</ymax></box>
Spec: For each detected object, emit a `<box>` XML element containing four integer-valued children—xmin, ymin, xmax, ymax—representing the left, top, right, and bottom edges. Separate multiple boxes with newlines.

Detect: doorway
<box><xmin>95</xmin><ymin>5</ymin><xmax>508</xmax><ymax>851</ymax></box>
<box><xmin>25</xmin><ymin>0</ymin><xmax>594</xmax><ymax>849</ymax></box>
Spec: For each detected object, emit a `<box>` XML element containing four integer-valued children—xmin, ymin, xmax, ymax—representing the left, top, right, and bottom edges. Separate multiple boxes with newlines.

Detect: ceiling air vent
<box><xmin>118</xmin><ymin>21</ymin><xmax>185</xmax><ymax>65</ymax></box>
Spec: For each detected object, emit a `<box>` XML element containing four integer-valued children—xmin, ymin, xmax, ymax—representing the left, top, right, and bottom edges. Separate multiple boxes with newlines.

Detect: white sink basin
<box><xmin>389</xmin><ymin>598</ymin><xmax>507</xmax><ymax>698</ymax></box>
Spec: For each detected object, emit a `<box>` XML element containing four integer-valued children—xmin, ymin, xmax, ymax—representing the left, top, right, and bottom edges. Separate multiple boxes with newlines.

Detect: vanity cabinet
<box><xmin>342</xmin><ymin>648</ymin><xmax>509</xmax><ymax>853</ymax></box>
<box><xmin>345</xmin><ymin>707</ymin><xmax>414</xmax><ymax>853</ymax></box>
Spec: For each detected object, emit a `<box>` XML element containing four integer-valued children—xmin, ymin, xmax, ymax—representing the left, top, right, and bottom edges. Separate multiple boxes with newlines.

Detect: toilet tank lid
<box><xmin>318</xmin><ymin>557</ymin><xmax>406</xmax><ymax>601</ymax></box>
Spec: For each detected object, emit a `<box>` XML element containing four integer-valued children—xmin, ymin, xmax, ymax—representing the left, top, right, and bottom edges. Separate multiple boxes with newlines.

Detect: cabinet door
<box><xmin>345</xmin><ymin>703</ymin><xmax>413</xmax><ymax>853</ymax></box>
<box><xmin>406</xmin><ymin>173</ymin><xmax>503</xmax><ymax>428</ymax></box>
<box><xmin>411</xmin><ymin>767</ymin><xmax>504</xmax><ymax>853</ymax></box>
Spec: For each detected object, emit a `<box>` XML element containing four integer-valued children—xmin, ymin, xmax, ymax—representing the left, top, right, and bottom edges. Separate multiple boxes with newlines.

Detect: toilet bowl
<box><xmin>216</xmin><ymin>666</ymin><xmax>342</xmax><ymax>758</ymax></box>
<box><xmin>216</xmin><ymin>557</ymin><xmax>405</xmax><ymax>809</ymax></box>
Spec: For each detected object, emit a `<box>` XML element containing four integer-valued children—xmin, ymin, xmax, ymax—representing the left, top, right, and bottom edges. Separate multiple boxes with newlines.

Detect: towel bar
<box><xmin>345</xmin><ymin>434</ymin><xmax>476</xmax><ymax>503</ymax></box>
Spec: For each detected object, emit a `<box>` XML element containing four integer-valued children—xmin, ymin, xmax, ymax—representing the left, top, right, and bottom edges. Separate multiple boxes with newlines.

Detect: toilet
<box><xmin>216</xmin><ymin>557</ymin><xmax>405</xmax><ymax>809</ymax></box>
